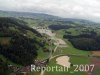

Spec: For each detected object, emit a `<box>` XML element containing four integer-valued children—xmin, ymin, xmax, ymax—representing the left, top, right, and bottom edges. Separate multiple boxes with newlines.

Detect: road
<box><xmin>33</xmin><ymin>26</ymin><xmax>68</xmax><ymax>75</ymax></box>
<box><xmin>40</xmin><ymin>44</ymin><xmax>59</xmax><ymax>75</ymax></box>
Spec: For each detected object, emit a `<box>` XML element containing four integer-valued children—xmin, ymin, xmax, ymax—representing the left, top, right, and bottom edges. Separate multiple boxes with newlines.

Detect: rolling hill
<box><xmin>0</xmin><ymin>10</ymin><xmax>100</xmax><ymax>27</ymax></box>
<box><xmin>0</xmin><ymin>17</ymin><xmax>49</xmax><ymax>66</ymax></box>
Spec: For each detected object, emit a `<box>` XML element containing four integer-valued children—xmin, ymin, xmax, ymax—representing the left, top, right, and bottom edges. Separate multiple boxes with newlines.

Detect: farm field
<box><xmin>92</xmin><ymin>51</ymin><xmax>100</xmax><ymax>56</ymax></box>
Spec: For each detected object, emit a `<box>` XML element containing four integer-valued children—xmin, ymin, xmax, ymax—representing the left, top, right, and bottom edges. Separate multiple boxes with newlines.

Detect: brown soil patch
<box><xmin>92</xmin><ymin>51</ymin><xmax>100</xmax><ymax>56</ymax></box>
<box><xmin>0</xmin><ymin>37</ymin><xmax>11</xmax><ymax>45</ymax></box>
<box><xmin>88</xmin><ymin>57</ymin><xmax>100</xmax><ymax>75</ymax></box>
<box><xmin>56</xmin><ymin>56</ymin><xmax>70</xmax><ymax>68</ymax></box>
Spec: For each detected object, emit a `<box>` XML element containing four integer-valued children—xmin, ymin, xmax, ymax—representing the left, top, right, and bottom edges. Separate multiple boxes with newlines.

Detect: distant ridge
<box><xmin>0</xmin><ymin>10</ymin><xmax>61</xmax><ymax>20</ymax></box>
<box><xmin>0</xmin><ymin>10</ymin><xmax>100</xmax><ymax>26</ymax></box>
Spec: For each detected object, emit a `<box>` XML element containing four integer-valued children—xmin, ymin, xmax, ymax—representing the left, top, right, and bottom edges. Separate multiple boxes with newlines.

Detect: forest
<box><xmin>63</xmin><ymin>31</ymin><xmax>100</xmax><ymax>50</ymax></box>
<box><xmin>0</xmin><ymin>17</ymin><xmax>48</xmax><ymax>66</ymax></box>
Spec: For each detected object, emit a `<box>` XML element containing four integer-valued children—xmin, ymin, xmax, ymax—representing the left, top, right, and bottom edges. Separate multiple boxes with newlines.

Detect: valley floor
<box><xmin>27</xmin><ymin>26</ymin><xmax>100</xmax><ymax>75</ymax></box>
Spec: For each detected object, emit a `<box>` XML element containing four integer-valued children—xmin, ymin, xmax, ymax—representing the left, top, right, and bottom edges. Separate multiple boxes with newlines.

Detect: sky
<box><xmin>0</xmin><ymin>0</ymin><xmax>100</xmax><ymax>22</ymax></box>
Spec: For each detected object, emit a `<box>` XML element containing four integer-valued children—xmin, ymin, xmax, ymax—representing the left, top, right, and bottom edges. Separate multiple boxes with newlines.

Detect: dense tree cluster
<box><xmin>0</xmin><ymin>34</ymin><xmax>38</xmax><ymax>65</ymax></box>
<box><xmin>49</xmin><ymin>25</ymin><xmax>73</xmax><ymax>30</ymax></box>
<box><xmin>64</xmin><ymin>31</ymin><xmax>100</xmax><ymax>51</ymax></box>
<box><xmin>0</xmin><ymin>17</ymin><xmax>46</xmax><ymax>65</ymax></box>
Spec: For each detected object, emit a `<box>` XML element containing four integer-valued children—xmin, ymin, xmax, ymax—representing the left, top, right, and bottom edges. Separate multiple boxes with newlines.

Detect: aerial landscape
<box><xmin>0</xmin><ymin>0</ymin><xmax>100</xmax><ymax>75</ymax></box>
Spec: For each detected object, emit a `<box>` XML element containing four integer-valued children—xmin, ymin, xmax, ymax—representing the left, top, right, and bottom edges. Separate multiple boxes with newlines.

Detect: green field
<box><xmin>44</xmin><ymin>56</ymin><xmax>90</xmax><ymax>75</ymax></box>
<box><xmin>30</xmin><ymin>27</ymin><xmax>92</xmax><ymax>75</ymax></box>
<box><xmin>53</xmin><ymin>37</ymin><xmax>91</xmax><ymax>56</ymax></box>
<box><xmin>37</xmin><ymin>49</ymin><xmax>49</xmax><ymax>60</ymax></box>
<box><xmin>93</xmin><ymin>68</ymin><xmax>100</xmax><ymax>75</ymax></box>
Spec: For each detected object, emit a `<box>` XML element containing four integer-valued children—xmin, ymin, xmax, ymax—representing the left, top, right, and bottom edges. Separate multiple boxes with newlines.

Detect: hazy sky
<box><xmin>0</xmin><ymin>0</ymin><xmax>100</xmax><ymax>22</ymax></box>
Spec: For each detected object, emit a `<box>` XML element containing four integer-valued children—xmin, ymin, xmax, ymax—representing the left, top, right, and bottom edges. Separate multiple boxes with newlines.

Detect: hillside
<box><xmin>64</xmin><ymin>31</ymin><xmax>100</xmax><ymax>50</ymax></box>
<box><xmin>0</xmin><ymin>10</ymin><xmax>61</xmax><ymax>20</ymax></box>
<box><xmin>0</xmin><ymin>10</ymin><xmax>100</xmax><ymax>27</ymax></box>
<box><xmin>0</xmin><ymin>17</ymin><xmax>49</xmax><ymax>66</ymax></box>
